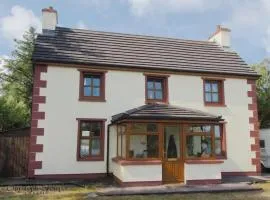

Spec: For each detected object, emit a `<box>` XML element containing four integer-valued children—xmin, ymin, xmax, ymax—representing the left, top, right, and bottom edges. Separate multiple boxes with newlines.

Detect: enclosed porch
<box><xmin>110</xmin><ymin>104</ymin><xmax>226</xmax><ymax>186</ymax></box>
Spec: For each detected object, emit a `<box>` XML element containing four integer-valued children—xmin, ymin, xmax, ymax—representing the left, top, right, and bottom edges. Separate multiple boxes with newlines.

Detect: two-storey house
<box><xmin>28</xmin><ymin>7</ymin><xmax>260</xmax><ymax>186</ymax></box>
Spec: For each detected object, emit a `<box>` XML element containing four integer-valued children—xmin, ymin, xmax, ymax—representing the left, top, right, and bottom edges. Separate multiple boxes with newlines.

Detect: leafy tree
<box><xmin>0</xmin><ymin>27</ymin><xmax>37</xmax><ymax>131</ymax></box>
<box><xmin>252</xmin><ymin>59</ymin><xmax>270</xmax><ymax>128</ymax></box>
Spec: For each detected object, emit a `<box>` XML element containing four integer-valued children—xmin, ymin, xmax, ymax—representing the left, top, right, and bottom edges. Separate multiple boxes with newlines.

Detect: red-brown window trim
<box><xmin>185</xmin><ymin>160</ymin><xmax>224</xmax><ymax>164</ymax></box>
<box><xmin>112</xmin><ymin>157</ymin><xmax>162</xmax><ymax>165</ymax></box>
<box><xmin>202</xmin><ymin>78</ymin><xmax>225</xmax><ymax>107</ymax></box>
<box><xmin>78</xmin><ymin>70</ymin><xmax>106</xmax><ymax>102</ymax></box>
<box><xmin>76</xmin><ymin>118</ymin><xmax>106</xmax><ymax>161</ymax></box>
<box><xmin>144</xmin><ymin>74</ymin><xmax>169</xmax><ymax>104</ymax></box>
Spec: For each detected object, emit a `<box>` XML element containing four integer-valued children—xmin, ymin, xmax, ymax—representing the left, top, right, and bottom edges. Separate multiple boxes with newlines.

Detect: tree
<box><xmin>252</xmin><ymin>59</ymin><xmax>270</xmax><ymax>128</ymax></box>
<box><xmin>0</xmin><ymin>27</ymin><xmax>37</xmax><ymax>131</ymax></box>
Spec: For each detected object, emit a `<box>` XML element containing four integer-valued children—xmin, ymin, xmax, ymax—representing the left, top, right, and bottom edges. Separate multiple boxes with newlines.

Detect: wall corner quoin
<box><xmin>28</xmin><ymin>64</ymin><xmax>48</xmax><ymax>178</ymax></box>
<box><xmin>247</xmin><ymin>79</ymin><xmax>261</xmax><ymax>173</ymax></box>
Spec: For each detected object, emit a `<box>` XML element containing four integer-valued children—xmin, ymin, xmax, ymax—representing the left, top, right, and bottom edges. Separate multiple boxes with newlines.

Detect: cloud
<box><xmin>76</xmin><ymin>20</ymin><xmax>88</xmax><ymax>29</ymax></box>
<box><xmin>0</xmin><ymin>5</ymin><xmax>41</xmax><ymax>43</ymax></box>
<box><xmin>127</xmin><ymin>0</ymin><xmax>222</xmax><ymax>16</ymax></box>
<box><xmin>224</xmin><ymin>0</ymin><xmax>270</xmax><ymax>54</ymax></box>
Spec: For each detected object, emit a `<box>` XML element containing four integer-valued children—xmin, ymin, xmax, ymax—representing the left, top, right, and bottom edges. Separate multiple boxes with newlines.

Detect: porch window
<box><xmin>117</xmin><ymin>125</ymin><xmax>126</xmax><ymax>158</ymax></box>
<box><xmin>79</xmin><ymin>70</ymin><xmax>106</xmax><ymax>101</ymax></box>
<box><xmin>145</xmin><ymin>75</ymin><xmax>168</xmax><ymax>103</ymax></box>
<box><xmin>128</xmin><ymin>124</ymin><xmax>159</xmax><ymax>159</ymax></box>
<box><xmin>77</xmin><ymin>119</ymin><xmax>105</xmax><ymax>161</ymax></box>
<box><xmin>185</xmin><ymin>124</ymin><xmax>225</xmax><ymax>158</ymax></box>
<box><xmin>117</xmin><ymin>123</ymin><xmax>160</xmax><ymax>159</ymax></box>
<box><xmin>203</xmin><ymin>79</ymin><xmax>225</xmax><ymax>106</ymax></box>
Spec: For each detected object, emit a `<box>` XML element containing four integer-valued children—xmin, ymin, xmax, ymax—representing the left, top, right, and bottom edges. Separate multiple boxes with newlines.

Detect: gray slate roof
<box><xmin>111</xmin><ymin>104</ymin><xmax>223</xmax><ymax>123</ymax></box>
<box><xmin>32</xmin><ymin>27</ymin><xmax>258</xmax><ymax>77</ymax></box>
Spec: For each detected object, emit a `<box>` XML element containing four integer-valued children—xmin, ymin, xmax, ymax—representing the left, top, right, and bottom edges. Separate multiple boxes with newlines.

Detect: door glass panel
<box><xmin>164</xmin><ymin>126</ymin><xmax>180</xmax><ymax>159</ymax></box>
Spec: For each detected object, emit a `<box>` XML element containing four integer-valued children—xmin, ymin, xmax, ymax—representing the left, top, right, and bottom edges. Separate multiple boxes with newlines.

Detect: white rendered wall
<box><xmin>112</xmin><ymin>162</ymin><xmax>162</xmax><ymax>182</ymax></box>
<box><xmin>36</xmin><ymin>65</ymin><xmax>254</xmax><ymax>175</ymax></box>
<box><xmin>184</xmin><ymin>163</ymin><xmax>222</xmax><ymax>182</ymax></box>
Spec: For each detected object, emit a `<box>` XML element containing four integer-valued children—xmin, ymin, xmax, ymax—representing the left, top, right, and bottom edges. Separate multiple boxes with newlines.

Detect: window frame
<box><xmin>202</xmin><ymin>78</ymin><xmax>225</xmax><ymax>107</ymax></box>
<box><xmin>78</xmin><ymin>69</ymin><xmax>106</xmax><ymax>102</ymax></box>
<box><xmin>145</xmin><ymin>74</ymin><xmax>169</xmax><ymax>104</ymax></box>
<box><xmin>76</xmin><ymin>118</ymin><xmax>106</xmax><ymax>161</ymax></box>
<box><xmin>184</xmin><ymin>123</ymin><xmax>226</xmax><ymax>160</ymax></box>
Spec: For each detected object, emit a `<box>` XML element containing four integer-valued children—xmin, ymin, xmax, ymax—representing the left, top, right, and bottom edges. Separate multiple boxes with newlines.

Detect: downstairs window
<box><xmin>77</xmin><ymin>119</ymin><xmax>105</xmax><ymax>161</ymax></box>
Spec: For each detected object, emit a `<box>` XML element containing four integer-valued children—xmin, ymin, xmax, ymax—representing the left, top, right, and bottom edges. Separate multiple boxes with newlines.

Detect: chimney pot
<box><xmin>42</xmin><ymin>6</ymin><xmax>58</xmax><ymax>34</ymax></box>
<box><xmin>208</xmin><ymin>25</ymin><xmax>231</xmax><ymax>48</ymax></box>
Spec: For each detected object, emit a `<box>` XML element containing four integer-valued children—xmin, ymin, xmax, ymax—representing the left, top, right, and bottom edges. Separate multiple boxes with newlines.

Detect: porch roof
<box><xmin>111</xmin><ymin>104</ymin><xmax>223</xmax><ymax>123</ymax></box>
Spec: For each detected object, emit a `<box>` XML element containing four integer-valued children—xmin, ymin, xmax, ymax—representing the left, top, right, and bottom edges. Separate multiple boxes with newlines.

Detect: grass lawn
<box><xmin>0</xmin><ymin>182</ymin><xmax>270</xmax><ymax>200</ymax></box>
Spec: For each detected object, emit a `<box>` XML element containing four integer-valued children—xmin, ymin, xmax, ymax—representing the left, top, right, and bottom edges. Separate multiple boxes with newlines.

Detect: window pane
<box><xmin>212</xmin><ymin>93</ymin><xmax>219</xmax><ymax>102</ymax></box>
<box><xmin>81</xmin><ymin>121</ymin><xmax>91</xmax><ymax>131</ymax></box>
<box><xmin>93</xmin><ymin>78</ymin><xmax>100</xmax><ymax>86</ymax></box>
<box><xmin>214</xmin><ymin>125</ymin><xmax>221</xmax><ymax>138</ymax></box>
<box><xmin>93</xmin><ymin>87</ymin><xmax>100</xmax><ymax>97</ymax></box>
<box><xmin>188</xmin><ymin>125</ymin><xmax>211</xmax><ymax>133</ymax></box>
<box><xmin>91</xmin><ymin>139</ymin><xmax>100</xmax><ymax>156</ymax></box>
<box><xmin>84</xmin><ymin>87</ymin><xmax>91</xmax><ymax>96</ymax></box>
<box><xmin>147</xmin><ymin>81</ymin><xmax>154</xmax><ymax>89</ymax></box>
<box><xmin>129</xmin><ymin>135</ymin><xmax>159</xmax><ymax>159</ymax></box>
<box><xmin>205</xmin><ymin>93</ymin><xmax>212</xmax><ymax>102</ymax></box>
<box><xmin>80</xmin><ymin>139</ymin><xmax>89</xmax><ymax>158</ymax></box>
<box><xmin>118</xmin><ymin>134</ymin><xmax>122</xmax><ymax>157</ymax></box>
<box><xmin>132</xmin><ymin>124</ymin><xmax>147</xmax><ymax>133</ymax></box>
<box><xmin>186</xmin><ymin>135</ymin><xmax>212</xmax><ymax>158</ymax></box>
<box><xmin>215</xmin><ymin>139</ymin><xmax>222</xmax><ymax>155</ymax></box>
<box><xmin>147</xmin><ymin>124</ymin><xmax>158</xmax><ymax>132</ymax></box>
<box><xmin>260</xmin><ymin>140</ymin><xmax>265</xmax><ymax>148</ymax></box>
<box><xmin>212</xmin><ymin>83</ymin><xmax>218</xmax><ymax>92</ymax></box>
<box><xmin>205</xmin><ymin>83</ymin><xmax>211</xmax><ymax>92</ymax></box>
<box><xmin>155</xmin><ymin>81</ymin><xmax>162</xmax><ymax>89</ymax></box>
<box><xmin>84</xmin><ymin>77</ymin><xmax>92</xmax><ymax>86</ymax></box>
<box><xmin>90</xmin><ymin>122</ymin><xmax>101</xmax><ymax>137</ymax></box>
<box><xmin>122</xmin><ymin>134</ymin><xmax>126</xmax><ymax>158</ymax></box>
<box><xmin>155</xmin><ymin>91</ymin><xmax>163</xmax><ymax>99</ymax></box>
<box><xmin>147</xmin><ymin>91</ymin><xmax>154</xmax><ymax>99</ymax></box>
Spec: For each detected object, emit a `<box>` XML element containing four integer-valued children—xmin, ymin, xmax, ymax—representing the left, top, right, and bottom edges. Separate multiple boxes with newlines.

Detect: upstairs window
<box><xmin>203</xmin><ymin>79</ymin><xmax>225</xmax><ymax>106</ymax></box>
<box><xmin>145</xmin><ymin>75</ymin><xmax>168</xmax><ymax>103</ymax></box>
<box><xmin>79</xmin><ymin>70</ymin><xmax>106</xmax><ymax>101</ymax></box>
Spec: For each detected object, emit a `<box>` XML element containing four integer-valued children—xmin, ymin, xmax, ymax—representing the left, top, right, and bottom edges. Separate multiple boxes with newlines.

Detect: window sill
<box><xmin>112</xmin><ymin>157</ymin><xmax>162</xmax><ymax>166</ymax></box>
<box><xmin>77</xmin><ymin>157</ymin><xmax>104</xmax><ymax>161</ymax></box>
<box><xmin>204</xmin><ymin>103</ymin><xmax>226</xmax><ymax>107</ymax></box>
<box><xmin>79</xmin><ymin>97</ymin><xmax>106</xmax><ymax>102</ymax></box>
<box><xmin>185</xmin><ymin>160</ymin><xmax>224</xmax><ymax>164</ymax></box>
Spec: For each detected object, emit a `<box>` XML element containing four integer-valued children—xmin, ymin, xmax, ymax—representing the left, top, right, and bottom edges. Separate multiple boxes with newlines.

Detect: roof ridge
<box><xmin>56</xmin><ymin>26</ymin><xmax>216</xmax><ymax>45</ymax></box>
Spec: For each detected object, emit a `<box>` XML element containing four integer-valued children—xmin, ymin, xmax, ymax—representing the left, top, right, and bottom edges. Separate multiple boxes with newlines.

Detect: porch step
<box><xmin>96</xmin><ymin>183</ymin><xmax>262</xmax><ymax>196</ymax></box>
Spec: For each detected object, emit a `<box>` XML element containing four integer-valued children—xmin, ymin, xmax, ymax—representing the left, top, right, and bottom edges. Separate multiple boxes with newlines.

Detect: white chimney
<box><xmin>208</xmin><ymin>25</ymin><xmax>231</xmax><ymax>48</ymax></box>
<box><xmin>42</xmin><ymin>6</ymin><xmax>58</xmax><ymax>34</ymax></box>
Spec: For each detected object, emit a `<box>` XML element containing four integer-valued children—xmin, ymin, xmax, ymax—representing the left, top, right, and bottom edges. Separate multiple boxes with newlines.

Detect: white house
<box><xmin>28</xmin><ymin>7</ymin><xmax>260</xmax><ymax>186</ymax></box>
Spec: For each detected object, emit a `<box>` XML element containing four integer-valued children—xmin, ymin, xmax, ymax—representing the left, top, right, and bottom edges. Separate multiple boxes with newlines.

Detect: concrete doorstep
<box><xmin>95</xmin><ymin>183</ymin><xmax>262</xmax><ymax>196</ymax></box>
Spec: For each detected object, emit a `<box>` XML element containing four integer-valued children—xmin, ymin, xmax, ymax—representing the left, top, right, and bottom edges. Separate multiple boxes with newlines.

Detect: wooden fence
<box><xmin>0</xmin><ymin>127</ymin><xmax>30</xmax><ymax>177</ymax></box>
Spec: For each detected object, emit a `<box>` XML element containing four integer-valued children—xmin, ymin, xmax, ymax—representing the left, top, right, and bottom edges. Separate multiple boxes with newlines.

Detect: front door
<box><xmin>162</xmin><ymin>125</ymin><xmax>184</xmax><ymax>183</ymax></box>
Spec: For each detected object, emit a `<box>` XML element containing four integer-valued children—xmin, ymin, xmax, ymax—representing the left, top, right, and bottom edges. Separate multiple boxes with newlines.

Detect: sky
<box><xmin>0</xmin><ymin>0</ymin><xmax>270</xmax><ymax>71</ymax></box>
